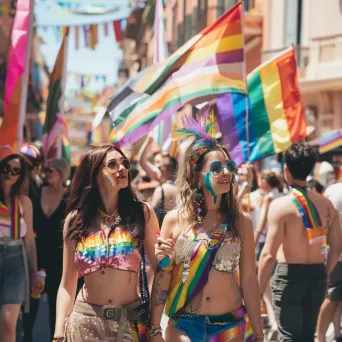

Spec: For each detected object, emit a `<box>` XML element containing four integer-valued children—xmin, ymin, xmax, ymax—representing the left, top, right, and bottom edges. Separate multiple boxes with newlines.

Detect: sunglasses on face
<box><xmin>2</xmin><ymin>164</ymin><xmax>21</xmax><ymax>176</ymax></box>
<box><xmin>105</xmin><ymin>159</ymin><xmax>131</xmax><ymax>172</ymax></box>
<box><xmin>44</xmin><ymin>167</ymin><xmax>55</xmax><ymax>174</ymax></box>
<box><xmin>205</xmin><ymin>159</ymin><xmax>237</xmax><ymax>177</ymax></box>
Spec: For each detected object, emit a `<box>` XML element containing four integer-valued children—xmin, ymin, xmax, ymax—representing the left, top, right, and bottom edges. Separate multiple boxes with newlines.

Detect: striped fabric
<box><xmin>107</xmin><ymin>2</ymin><xmax>245</xmax><ymax>146</ymax></box>
<box><xmin>319</xmin><ymin>129</ymin><xmax>342</xmax><ymax>154</ymax></box>
<box><xmin>217</xmin><ymin>47</ymin><xmax>306</xmax><ymax>166</ymax></box>
<box><xmin>0</xmin><ymin>197</ymin><xmax>20</xmax><ymax>239</ymax></box>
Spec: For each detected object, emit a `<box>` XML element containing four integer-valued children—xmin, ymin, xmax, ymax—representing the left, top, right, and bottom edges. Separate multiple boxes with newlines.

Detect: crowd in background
<box><xmin>0</xmin><ymin>135</ymin><xmax>341</xmax><ymax>342</ymax></box>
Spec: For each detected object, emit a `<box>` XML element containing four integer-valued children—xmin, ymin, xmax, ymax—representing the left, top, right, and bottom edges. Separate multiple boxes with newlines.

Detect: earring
<box><xmin>195</xmin><ymin>187</ymin><xmax>204</xmax><ymax>226</ymax></box>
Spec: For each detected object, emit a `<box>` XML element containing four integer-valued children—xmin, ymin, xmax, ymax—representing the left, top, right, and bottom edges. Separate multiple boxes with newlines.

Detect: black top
<box><xmin>33</xmin><ymin>187</ymin><xmax>67</xmax><ymax>283</ymax></box>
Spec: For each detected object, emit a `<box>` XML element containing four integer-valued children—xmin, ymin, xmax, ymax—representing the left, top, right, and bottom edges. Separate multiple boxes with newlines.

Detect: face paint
<box><xmin>204</xmin><ymin>171</ymin><xmax>218</xmax><ymax>204</ymax></box>
<box><xmin>102</xmin><ymin>167</ymin><xmax>118</xmax><ymax>186</ymax></box>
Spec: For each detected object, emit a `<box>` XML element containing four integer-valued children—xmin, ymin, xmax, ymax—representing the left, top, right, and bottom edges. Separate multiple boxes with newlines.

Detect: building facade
<box><xmin>263</xmin><ymin>0</ymin><xmax>342</xmax><ymax>140</ymax></box>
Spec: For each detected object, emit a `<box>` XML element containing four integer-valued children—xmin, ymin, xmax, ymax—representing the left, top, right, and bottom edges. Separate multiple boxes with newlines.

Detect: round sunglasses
<box><xmin>2</xmin><ymin>164</ymin><xmax>21</xmax><ymax>176</ymax></box>
<box><xmin>105</xmin><ymin>159</ymin><xmax>131</xmax><ymax>172</ymax></box>
<box><xmin>204</xmin><ymin>159</ymin><xmax>237</xmax><ymax>177</ymax></box>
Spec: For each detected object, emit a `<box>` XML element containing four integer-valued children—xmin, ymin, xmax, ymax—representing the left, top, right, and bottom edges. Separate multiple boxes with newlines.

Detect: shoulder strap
<box><xmin>138</xmin><ymin>243</ymin><xmax>150</xmax><ymax>305</ymax></box>
<box><xmin>160</xmin><ymin>185</ymin><xmax>165</xmax><ymax>209</ymax></box>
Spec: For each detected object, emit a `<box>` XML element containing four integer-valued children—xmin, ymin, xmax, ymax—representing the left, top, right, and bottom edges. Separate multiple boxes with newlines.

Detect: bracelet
<box><xmin>253</xmin><ymin>333</ymin><xmax>265</xmax><ymax>341</ymax></box>
<box><xmin>149</xmin><ymin>326</ymin><xmax>162</xmax><ymax>337</ymax></box>
<box><xmin>52</xmin><ymin>338</ymin><xmax>64</xmax><ymax>342</ymax></box>
<box><xmin>158</xmin><ymin>256</ymin><xmax>171</xmax><ymax>268</ymax></box>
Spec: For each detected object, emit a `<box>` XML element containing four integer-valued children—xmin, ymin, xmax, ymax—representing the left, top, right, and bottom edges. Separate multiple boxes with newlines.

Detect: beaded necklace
<box><xmin>97</xmin><ymin>208</ymin><xmax>121</xmax><ymax>224</ymax></box>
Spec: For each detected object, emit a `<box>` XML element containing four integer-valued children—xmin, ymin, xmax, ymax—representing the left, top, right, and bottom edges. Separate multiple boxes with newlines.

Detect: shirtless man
<box><xmin>258</xmin><ymin>143</ymin><xmax>342</xmax><ymax>342</ymax></box>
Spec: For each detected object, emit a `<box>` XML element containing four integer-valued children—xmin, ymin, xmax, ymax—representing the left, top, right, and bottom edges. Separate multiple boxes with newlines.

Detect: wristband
<box><xmin>149</xmin><ymin>326</ymin><xmax>162</xmax><ymax>337</ymax></box>
<box><xmin>52</xmin><ymin>338</ymin><xmax>64</xmax><ymax>342</ymax></box>
<box><xmin>158</xmin><ymin>256</ymin><xmax>171</xmax><ymax>269</ymax></box>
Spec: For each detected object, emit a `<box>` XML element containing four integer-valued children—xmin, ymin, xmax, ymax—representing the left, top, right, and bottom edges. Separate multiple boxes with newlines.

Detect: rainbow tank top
<box><xmin>0</xmin><ymin>197</ymin><xmax>21</xmax><ymax>239</ymax></box>
<box><xmin>290</xmin><ymin>186</ymin><xmax>326</xmax><ymax>249</ymax></box>
<box><xmin>75</xmin><ymin>228</ymin><xmax>141</xmax><ymax>277</ymax></box>
<box><xmin>164</xmin><ymin>227</ymin><xmax>227</xmax><ymax>318</ymax></box>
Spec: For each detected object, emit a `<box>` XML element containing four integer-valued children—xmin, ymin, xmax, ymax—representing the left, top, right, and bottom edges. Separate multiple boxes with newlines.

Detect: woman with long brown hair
<box><xmin>53</xmin><ymin>144</ymin><xmax>159</xmax><ymax>342</ymax></box>
<box><xmin>149</xmin><ymin>115</ymin><xmax>263</xmax><ymax>341</ymax></box>
<box><xmin>0</xmin><ymin>153</ymin><xmax>43</xmax><ymax>342</ymax></box>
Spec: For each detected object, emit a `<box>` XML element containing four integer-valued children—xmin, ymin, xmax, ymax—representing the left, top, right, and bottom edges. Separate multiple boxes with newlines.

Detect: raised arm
<box><xmin>54</xmin><ymin>213</ymin><xmax>79</xmax><ymax>339</ymax></box>
<box><xmin>258</xmin><ymin>200</ymin><xmax>285</xmax><ymax>294</ymax></box>
<box><xmin>325</xmin><ymin>202</ymin><xmax>342</xmax><ymax>276</ymax></box>
<box><xmin>239</xmin><ymin>213</ymin><xmax>263</xmax><ymax>338</ymax></box>
<box><xmin>137</xmin><ymin>135</ymin><xmax>162</xmax><ymax>182</ymax></box>
<box><xmin>150</xmin><ymin>210</ymin><xmax>177</xmax><ymax>339</ymax></box>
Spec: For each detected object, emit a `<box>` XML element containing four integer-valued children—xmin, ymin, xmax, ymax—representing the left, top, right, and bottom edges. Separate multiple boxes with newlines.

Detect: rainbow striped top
<box><xmin>290</xmin><ymin>186</ymin><xmax>325</xmax><ymax>245</ymax></box>
<box><xmin>0</xmin><ymin>197</ymin><xmax>25</xmax><ymax>239</ymax></box>
<box><xmin>75</xmin><ymin>228</ymin><xmax>141</xmax><ymax>277</ymax></box>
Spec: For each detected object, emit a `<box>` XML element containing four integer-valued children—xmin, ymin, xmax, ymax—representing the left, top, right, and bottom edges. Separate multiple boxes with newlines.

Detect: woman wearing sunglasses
<box><xmin>0</xmin><ymin>153</ymin><xmax>43</xmax><ymax>341</ymax></box>
<box><xmin>150</xmin><ymin>115</ymin><xmax>263</xmax><ymax>342</ymax></box>
<box><xmin>54</xmin><ymin>144</ymin><xmax>159</xmax><ymax>341</ymax></box>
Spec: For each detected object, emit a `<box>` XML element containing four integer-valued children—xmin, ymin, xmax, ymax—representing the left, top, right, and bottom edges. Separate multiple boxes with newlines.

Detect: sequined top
<box><xmin>75</xmin><ymin>228</ymin><xmax>141</xmax><ymax>278</ymax></box>
<box><xmin>175</xmin><ymin>234</ymin><xmax>241</xmax><ymax>273</ymax></box>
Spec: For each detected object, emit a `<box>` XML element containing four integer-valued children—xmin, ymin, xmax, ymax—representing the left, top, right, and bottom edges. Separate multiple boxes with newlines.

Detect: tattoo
<box><xmin>151</xmin><ymin>266</ymin><xmax>172</xmax><ymax>308</ymax></box>
<box><xmin>325</xmin><ymin>205</ymin><xmax>333</xmax><ymax>232</ymax></box>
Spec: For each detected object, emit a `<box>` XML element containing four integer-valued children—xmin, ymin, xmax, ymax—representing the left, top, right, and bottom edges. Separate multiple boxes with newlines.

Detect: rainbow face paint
<box><xmin>102</xmin><ymin>167</ymin><xmax>118</xmax><ymax>186</ymax></box>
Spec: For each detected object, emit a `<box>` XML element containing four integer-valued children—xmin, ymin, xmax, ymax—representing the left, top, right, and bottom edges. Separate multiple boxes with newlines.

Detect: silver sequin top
<box><xmin>175</xmin><ymin>235</ymin><xmax>241</xmax><ymax>273</ymax></box>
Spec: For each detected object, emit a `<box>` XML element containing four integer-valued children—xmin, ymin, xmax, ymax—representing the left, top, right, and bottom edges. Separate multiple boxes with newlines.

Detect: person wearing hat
<box><xmin>34</xmin><ymin>158</ymin><xmax>70</xmax><ymax>339</ymax></box>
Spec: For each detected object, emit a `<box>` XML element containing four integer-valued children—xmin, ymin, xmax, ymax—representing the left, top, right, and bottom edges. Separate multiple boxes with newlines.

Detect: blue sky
<box><xmin>35</xmin><ymin>0</ymin><xmax>130</xmax><ymax>95</ymax></box>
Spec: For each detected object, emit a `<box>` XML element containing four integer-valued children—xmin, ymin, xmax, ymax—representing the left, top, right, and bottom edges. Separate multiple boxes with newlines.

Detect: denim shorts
<box><xmin>0</xmin><ymin>244</ymin><xmax>26</xmax><ymax>306</ymax></box>
<box><xmin>169</xmin><ymin>306</ymin><xmax>246</xmax><ymax>342</ymax></box>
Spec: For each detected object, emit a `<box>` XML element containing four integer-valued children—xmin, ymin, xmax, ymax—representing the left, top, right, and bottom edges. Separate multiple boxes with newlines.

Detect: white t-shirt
<box><xmin>324</xmin><ymin>182</ymin><xmax>342</xmax><ymax>260</ymax></box>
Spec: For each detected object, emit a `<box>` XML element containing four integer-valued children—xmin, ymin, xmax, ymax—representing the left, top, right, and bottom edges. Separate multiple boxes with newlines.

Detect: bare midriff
<box><xmin>183</xmin><ymin>269</ymin><xmax>242</xmax><ymax>316</ymax></box>
<box><xmin>76</xmin><ymin>268</ymin><xmax>140</xmax><ymax>306</ymax></box>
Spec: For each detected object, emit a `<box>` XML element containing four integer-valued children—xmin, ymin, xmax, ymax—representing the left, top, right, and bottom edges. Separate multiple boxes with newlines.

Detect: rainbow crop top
<box><xmin>75</xmin><ymin>228</ymin><xmax>141</xmax><ymax>278</ymax></box>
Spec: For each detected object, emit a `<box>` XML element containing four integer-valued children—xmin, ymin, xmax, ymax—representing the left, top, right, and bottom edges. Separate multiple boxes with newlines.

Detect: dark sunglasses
<box><xmin>105</xmin><ymin>159</ymin><xmax>131</xmax><ymax>172</ymax></box>
<box><xmin>44</xmin><ymin>167</ymin><xmax>55</xmax><ymax>174</ymax></box>
<box><xmin>207</xmin><ymin>160</ymin><xmax>237</xmax><ymax>176</ymax></box>
<box><xmin>2</xmin><ymin>164</ymin><xmax>21</xmax><ymax>176</ymax></box>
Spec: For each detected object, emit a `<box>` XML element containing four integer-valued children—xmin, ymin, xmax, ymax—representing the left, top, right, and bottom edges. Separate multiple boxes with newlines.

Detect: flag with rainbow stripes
<box><xmin>107</xmin><ymin>2</ymin><xmax>246</xmax><ymax>146</ymax></box>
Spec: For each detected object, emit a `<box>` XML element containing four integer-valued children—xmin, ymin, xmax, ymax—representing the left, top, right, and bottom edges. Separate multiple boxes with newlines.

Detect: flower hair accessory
<box><xmin>176</xmin><ymin>108</ymin><xmax>218</xmax><ymax>167</ymax></box>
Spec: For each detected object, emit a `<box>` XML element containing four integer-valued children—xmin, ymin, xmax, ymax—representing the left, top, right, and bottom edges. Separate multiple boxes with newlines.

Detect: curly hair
<box><xmin>66</xmin><ymin>144</ymin><xmax>148</xmax><ymax>243</ymax></box>
<box><xmin>176</xmin><ymin>139</ymin><xmax>241</xmax><ymax>239</ymax></box>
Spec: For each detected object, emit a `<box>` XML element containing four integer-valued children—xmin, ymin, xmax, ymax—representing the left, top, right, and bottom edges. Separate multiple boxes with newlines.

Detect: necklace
<box><xmin>97</xmin><ymin>208</ymin><xmax>121</xmax><ymax>224</ymax></box>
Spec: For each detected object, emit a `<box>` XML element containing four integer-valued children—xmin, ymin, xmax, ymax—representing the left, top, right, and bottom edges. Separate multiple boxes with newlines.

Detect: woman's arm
<box><xmin>21</xmin><ymin>195</ymin><xmax>38</xmax><ymax>275</ymax></box>
<box><xmin>143</xmin><ymin>202</ymin><xmax>160</xmax><ymax>271</ymax></box>
<box><xmin>54</xmin><ymin>213</ymin><xmax>79</xmax><ymax>338</ymax></box>
<box><xmin>239</xmin><ymin>213</ymin><xmax>263</xmax><ymax>337</ymax></box>
<box><xmin>254</xmin><ymin>196</ymin><xmax>272</xmax><ymax>246</ymax></box>
<box><xmin>137</xmin><ymin>136</ymin><xmax>162</xmax><ymax>182</ymax></box>
<box><xmin>150</xmin><ymin>210</ymin><xmax>177</xmax><ymax>329</ymax></box>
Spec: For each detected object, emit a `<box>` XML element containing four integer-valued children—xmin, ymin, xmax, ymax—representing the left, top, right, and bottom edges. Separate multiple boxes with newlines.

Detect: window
<box><xmin>284</xmin><ymin>0</ymin><xmax>300</xmax><ymax>47</ymax></box>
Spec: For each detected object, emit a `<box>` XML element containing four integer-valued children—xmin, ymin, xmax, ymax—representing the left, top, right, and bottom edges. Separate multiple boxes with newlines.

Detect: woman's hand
<box><xmin>155</xmin><ymin>236</ymin><xmax>175</xmax><ymax>262</ymax></box>
<box><xmin>31</xmin><ymin>274</ymin><xmax>45</xmax><ymax>293</ymax></box>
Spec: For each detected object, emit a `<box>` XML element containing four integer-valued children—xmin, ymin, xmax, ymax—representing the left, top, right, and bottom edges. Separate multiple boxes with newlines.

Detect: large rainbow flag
<box><xmin>217</xmin><ymin>47</ymin><xmax>306</xmax><ymax>165</ymax></box>
<box><xmin>107</xmin><ymin>2</ymin><xmax>246</xmax><ymax>146</ymax></box>
<box><xmin>43</xmin><ymin>28</ymin><xmax>69</xmax><ymax>163</ymax></box>
<box><xmin>0</xmin><ymin>0</ymin><xmax>32</xmax><ymax>151</ymax></box>
<box><xmin>319</xmin><ymin>130</ymin><xmax>342</xmax><ymax>154</ymax></box>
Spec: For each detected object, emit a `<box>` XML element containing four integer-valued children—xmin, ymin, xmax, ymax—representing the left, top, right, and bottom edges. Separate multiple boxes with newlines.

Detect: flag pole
<box><xmin>16</xmin><ymin>0</ymin><xmax>34</xmax><ymax>151</ymax></box>
<box><xmin>57</xmin><ymin>28</ymin><xmax>69</xmax><ymax>158</ymax></box>
<box><xmin>241</xmin><ymin>1</ymin><xmax>251</xmax><ymax>212</ymax></box>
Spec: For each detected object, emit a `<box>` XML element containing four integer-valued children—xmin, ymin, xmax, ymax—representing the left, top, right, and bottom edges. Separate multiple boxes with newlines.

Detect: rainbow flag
<box><xmin>0</xmin><ymin>0</ymin><xmax>32</xmax><ymax>151</ymax></box>
<box><xmin>43</xmin><ymin>28</ymin><xmax>69</xmax><ymax>163</ymax></box>
<box><xmin>319</xmin><ymin>130</ymin><xmax>342</xmax><ymax>154</ymax></box>
<box><xmin>217</xmin><ymin>47</ymin><xmax>306</xmax><ymax>165</ymax></box>
<box><xmin>107</xmin><ymin>2</ymin><xmax>245</xmax><ymax>146</ymax></box>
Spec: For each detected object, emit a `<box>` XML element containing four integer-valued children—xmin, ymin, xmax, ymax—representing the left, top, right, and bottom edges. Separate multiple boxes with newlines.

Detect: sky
<box><xmin>35</xmin><ymin>0</ymin><xmax>131</xmax><ymax>95</ymax></box>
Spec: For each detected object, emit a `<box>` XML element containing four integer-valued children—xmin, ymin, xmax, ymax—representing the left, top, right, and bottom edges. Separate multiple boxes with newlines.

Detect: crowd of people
<box><xmin>0</xmin><ymin>114</ymin><xmax>341</xmax><ymax>342</ymax></box>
